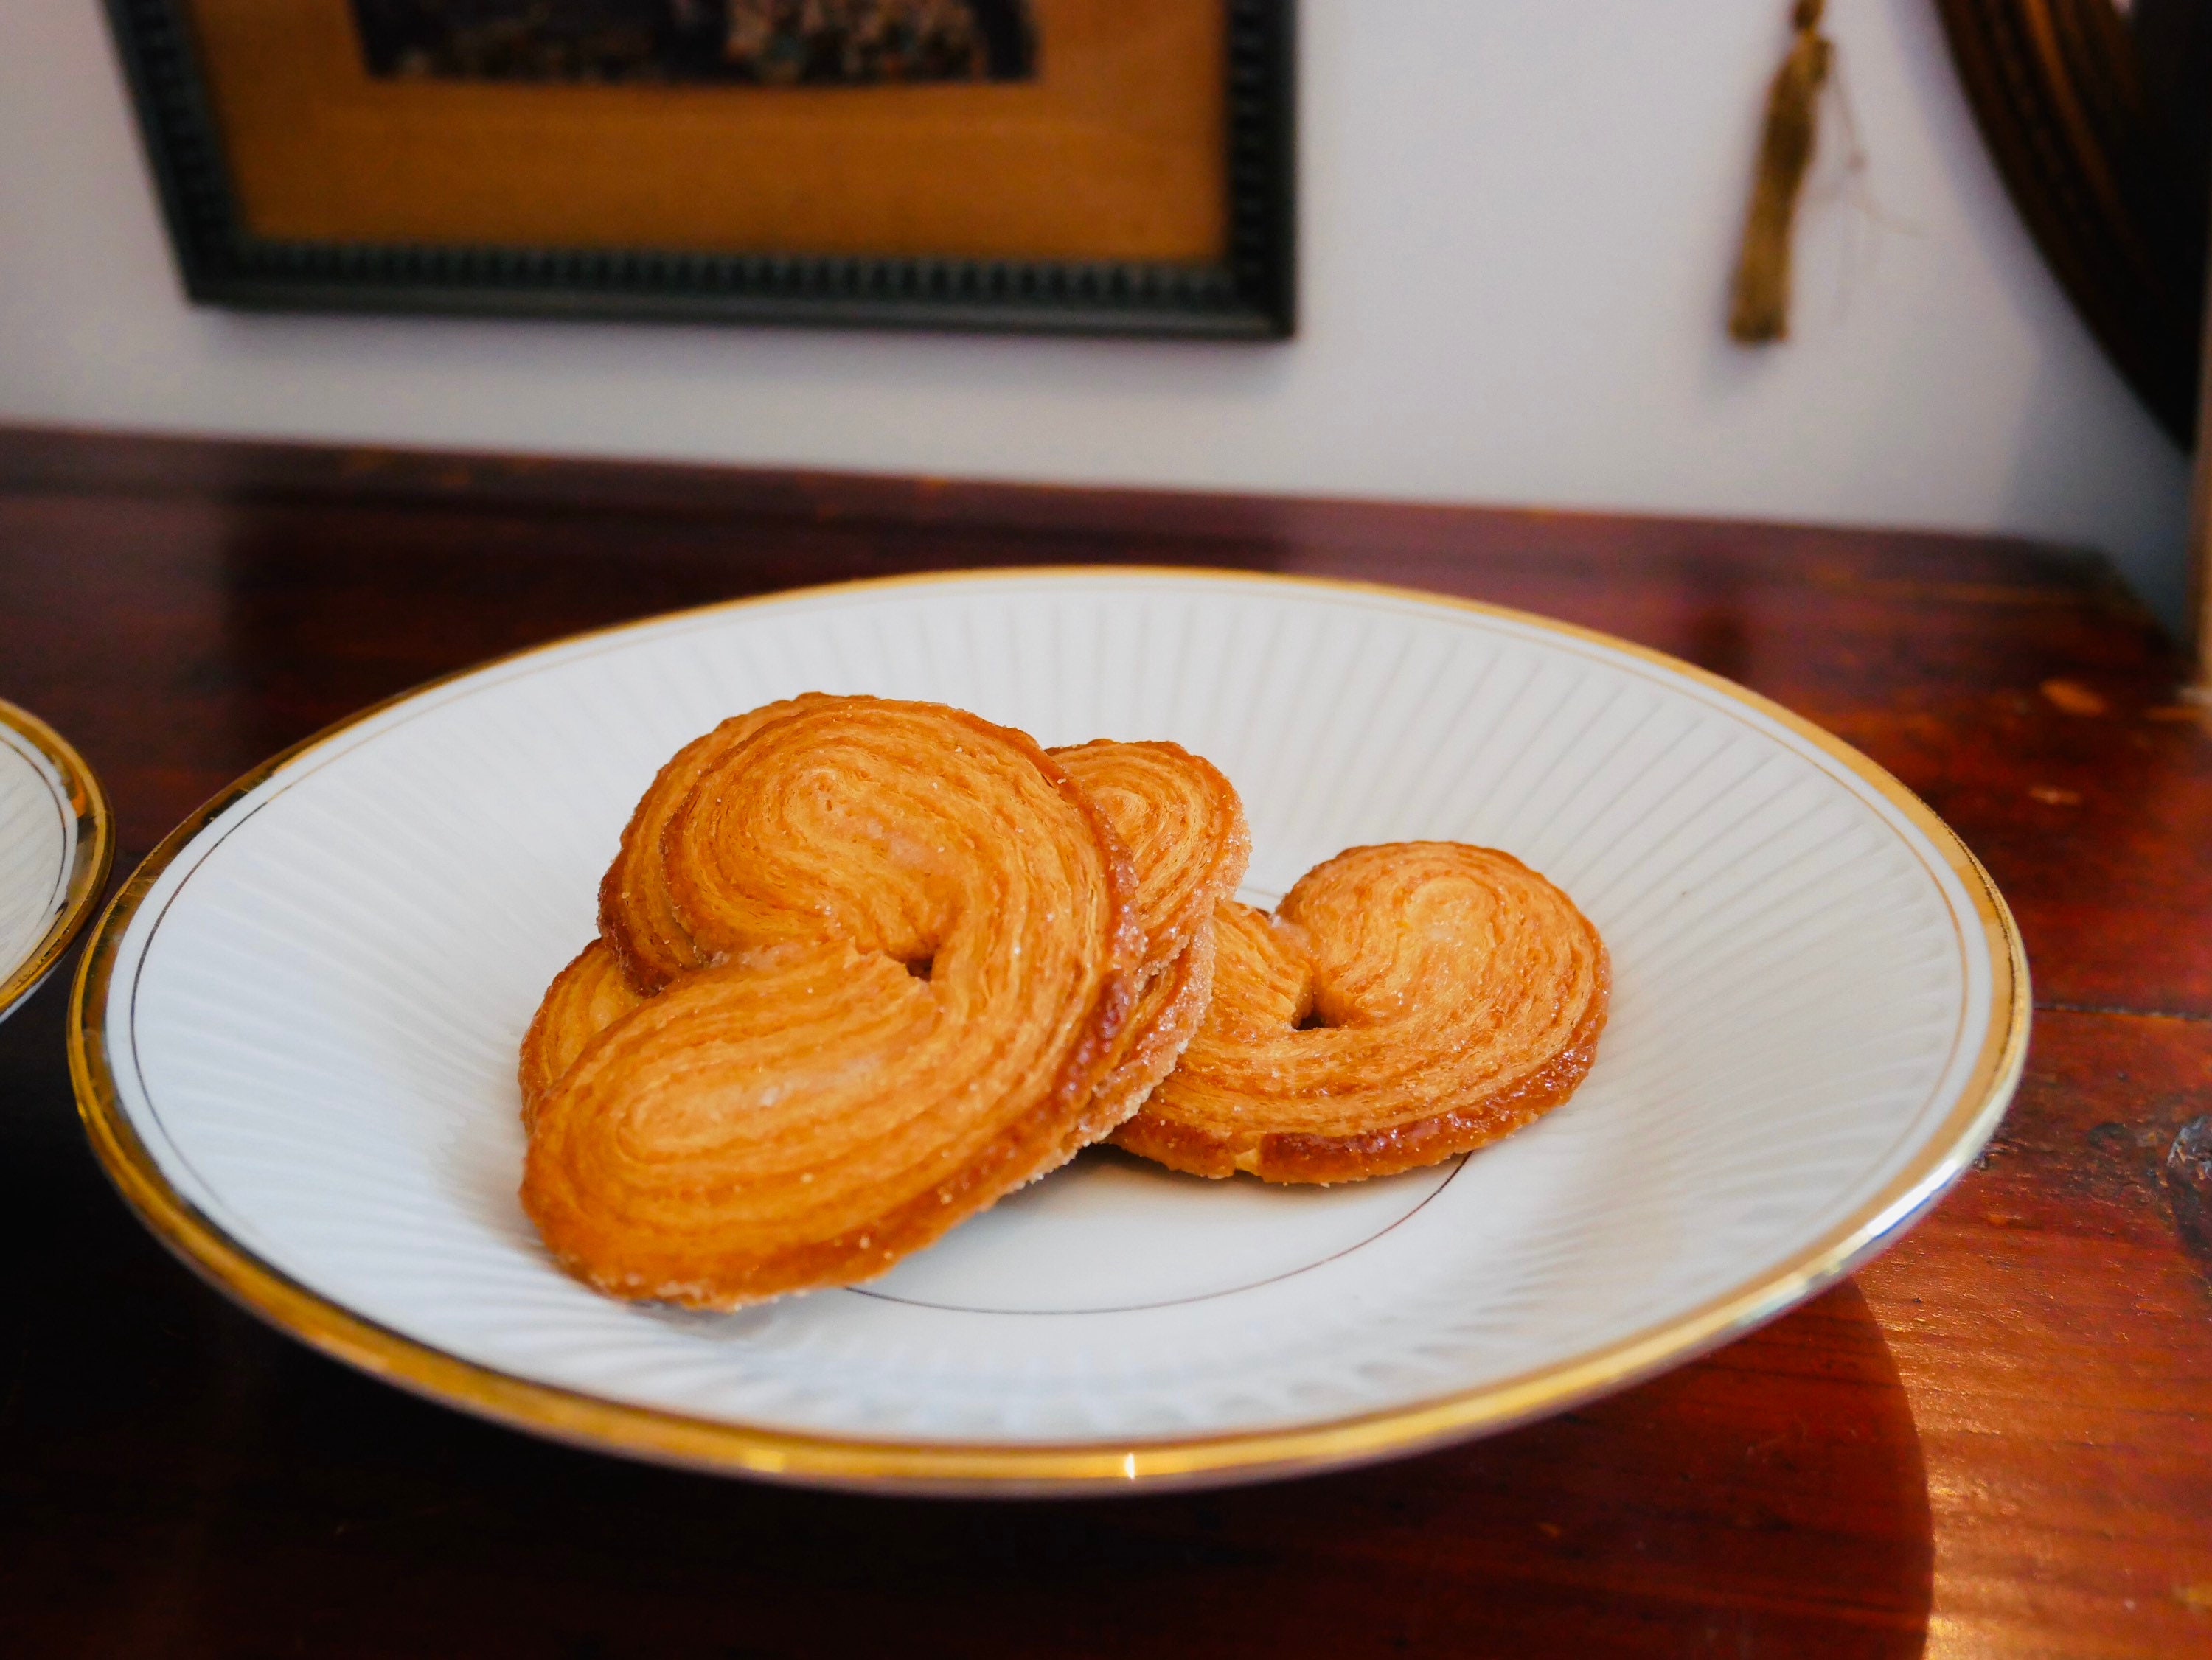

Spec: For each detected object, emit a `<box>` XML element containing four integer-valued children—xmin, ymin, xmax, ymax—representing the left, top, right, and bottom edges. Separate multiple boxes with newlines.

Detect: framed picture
<box><xmin>103</xmin><ymin>1</ymin><xmax>1295</xmax><ymax>337</ymax></box>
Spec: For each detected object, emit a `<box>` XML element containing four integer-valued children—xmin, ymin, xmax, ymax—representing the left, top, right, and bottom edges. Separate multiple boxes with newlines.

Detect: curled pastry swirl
<box><xmin>1049</xmin><ymin>741</ymin><xmax>1249</xmax><ymax>1127</ymax></box>
<box><xmin>597</xmin><ymin>694</ymin><xmax>835</xmax><ymax>994</ymax></box>
<box><xmin>523</xmin><ymin>697</ymin><xmax>1143</xmax><ymax>1307</ymax></box>
<box><xmin>1120</xmin><ymin>842</ymin><xmax>1609</xmax><ymax>1183</ymax></box>
<box><xmin>518</xmin><ymin>939</ymin><xmax>643</xmax><ymax>1131</ymax></box>
<box><xmin>1049</xmin><ymin>740</ymin><xmax>1250</xmax><ymax>977</ymax></box>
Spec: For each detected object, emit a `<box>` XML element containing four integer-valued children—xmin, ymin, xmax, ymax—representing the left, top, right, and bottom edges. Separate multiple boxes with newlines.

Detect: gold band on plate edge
<box><xmin>1</xmin><ymin>699</ymin><xmax>114</xmax><ymax>1022</ymax></box>
<box><xmin>66</xmin><ymin>566</ymin><xmax>2031</xmax><ymax>1495</ymax></box>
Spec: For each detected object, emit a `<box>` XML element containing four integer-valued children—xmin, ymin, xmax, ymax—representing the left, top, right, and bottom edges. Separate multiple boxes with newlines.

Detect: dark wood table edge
<box><xmin>0</xmin><ymin>421</ymin><xmax>2133</xmax><ymax>597</ymax></box>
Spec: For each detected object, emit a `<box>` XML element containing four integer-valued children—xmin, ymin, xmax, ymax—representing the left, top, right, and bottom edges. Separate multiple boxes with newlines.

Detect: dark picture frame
<box><xmin>102</xmin><ymin>1</ymin><xmax>1295</xmax><ymax>338</ymax></box>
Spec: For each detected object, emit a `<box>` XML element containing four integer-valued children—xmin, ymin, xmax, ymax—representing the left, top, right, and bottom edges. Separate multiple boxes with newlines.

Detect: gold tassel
<box><xmin>1729</xmin><ymin>0</ymin><xmax>1833</xmax><ymax>343</ymax></box>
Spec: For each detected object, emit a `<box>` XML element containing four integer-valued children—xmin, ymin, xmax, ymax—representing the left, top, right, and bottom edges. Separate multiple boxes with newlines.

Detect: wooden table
<box><xmin>2</xmin><ymin>426</ymin><xmax>2207</xmax><ymax>1659</ymax></box>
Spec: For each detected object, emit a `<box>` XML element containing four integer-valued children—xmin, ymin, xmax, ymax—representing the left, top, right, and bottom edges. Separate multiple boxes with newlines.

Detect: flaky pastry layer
<box><xmin>1048</xmin><ymin>740</ymin><xmax>1249</xmax><ymax>1131</ymax></box>
<box><xmin>597</xmin><ymin>694</ymin><xmax>835</xmax><ymax>994</ymax></box>
<box><xmin>518</xmin><ymin>938</ymin><xmax>644</xmax><ymax>1131</ymax></box>
<box><xmin>1049</xmin><ymin>739</ymin><xmax>1250</xmax><ymax>976</ymax></box>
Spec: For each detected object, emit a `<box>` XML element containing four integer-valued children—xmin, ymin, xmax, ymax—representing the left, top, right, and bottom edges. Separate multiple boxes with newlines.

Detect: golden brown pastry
<box><xmin>1077</xmin><ymin>925</ymin><xmax>1217</xmax><ymax>1138</ymax></box>
<box><xmin>1048</xmin><ymin>741</ymin><xmax>1250</xmax><ymax>1130</ymax></box>
<box><xmin>1119</xmin><ymin>842</ymin><xmax>1608</xmax><ymax>1184</ymax></box>
<box><xmin>517</xmin><ymin>939</ymin><xmax>644</xmax><ymax>1130</ymax></box>
<box><xmin>523</xmin><ymin>696</ymin><xmax>1144</xmax><ymax>1308</ymax></box>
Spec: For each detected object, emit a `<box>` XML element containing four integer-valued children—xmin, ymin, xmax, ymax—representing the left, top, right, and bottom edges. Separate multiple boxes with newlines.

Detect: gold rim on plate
<box><xmin>1</xmin><ymin>699</ymin><xmax>114</xmax><ymax>1022</ymax></box>
<box><xmin>67</xmin><ymin>568</ymin><xmax>2030</xmax><ymax>1494</ymax></box>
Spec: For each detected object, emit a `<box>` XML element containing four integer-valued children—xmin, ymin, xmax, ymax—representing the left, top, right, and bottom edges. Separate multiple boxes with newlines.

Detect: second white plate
<box><xmin>1</xmin><ymin>700</ymin><xmax>110</xmax><ymax>1022</ymax></box>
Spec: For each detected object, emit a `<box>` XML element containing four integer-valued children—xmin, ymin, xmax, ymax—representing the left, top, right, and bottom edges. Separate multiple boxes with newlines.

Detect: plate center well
<box><xmin>851</xmin><ymin>1145</ymin><xmax>1461</xmax><ymax>1315</ymax></box>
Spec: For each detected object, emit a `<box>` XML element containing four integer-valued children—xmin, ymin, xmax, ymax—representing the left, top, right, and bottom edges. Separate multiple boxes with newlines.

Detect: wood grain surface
<box><xmin>1</xmin><ymin>425</ymin><xmax>2206</xmax><ymax>1659</ymax></box>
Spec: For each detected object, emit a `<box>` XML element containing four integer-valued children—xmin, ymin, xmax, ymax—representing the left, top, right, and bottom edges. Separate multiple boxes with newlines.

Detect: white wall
<box><xmin>0</xmin><ymin>2</ymin><xmax>2192</xmax><ymax>628</ymax></box>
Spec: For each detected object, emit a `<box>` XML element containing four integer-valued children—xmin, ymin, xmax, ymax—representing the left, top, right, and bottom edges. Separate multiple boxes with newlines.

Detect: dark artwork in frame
<box><xmin>102</xmin><ymin>0</ymin><xmax>1293</xmax><ymax>336</ymax></box>
<box><xmin>349</xmin><ymin>0</ymin><xmax>1040</xmax><ymax>88</ymax></box>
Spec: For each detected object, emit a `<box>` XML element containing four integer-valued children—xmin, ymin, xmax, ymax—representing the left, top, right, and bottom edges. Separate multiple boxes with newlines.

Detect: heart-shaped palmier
<box><xmin>522</xmin><ymin>697</ymin><xmax>1143</xmax><ymax>1307</ymax></box>
<box><xmin>1048</xmin><ymin>739</ymin><xmax>1249</xmax><ymax>1129</ymax></box>
<box><xmin>1118</xmin><ymin>841</ymin><xmax>1608</xmax><ymax>1183</ymax></box>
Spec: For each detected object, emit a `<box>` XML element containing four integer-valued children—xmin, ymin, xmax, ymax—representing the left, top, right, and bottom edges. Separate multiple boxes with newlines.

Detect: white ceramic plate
<box><xmin>72</xmin><ymin>570</ymin><xmax>2025</xmax><ymax>1493</ymax></box>
<box><xmin>0</xmin><ymin>700</ymin><xmax>111</xmax><ymax>1022</ymax></box>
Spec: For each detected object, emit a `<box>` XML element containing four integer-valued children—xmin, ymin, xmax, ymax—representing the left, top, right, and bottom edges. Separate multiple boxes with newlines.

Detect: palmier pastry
<box><xmin>522</xmin><ymin>696</ymin><xmax>1144</xmax><ymax>1308</ymax></box>
<box><xmin>1048</xmin><ymin>741</ymin><xmax>1250</xmax><ymax>1128</ymax></box>
<box><xmin>1120</xmin><ymin>842</ymin><xmax>1608</xmax><ymax>1184</ymax></box>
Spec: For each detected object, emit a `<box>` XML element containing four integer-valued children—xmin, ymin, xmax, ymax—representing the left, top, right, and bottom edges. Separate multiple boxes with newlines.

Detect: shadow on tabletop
<box><xmin>0</xmin><ymin>954</ymin><xmax>1931</xmax><ymax>1660</ymax></box>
